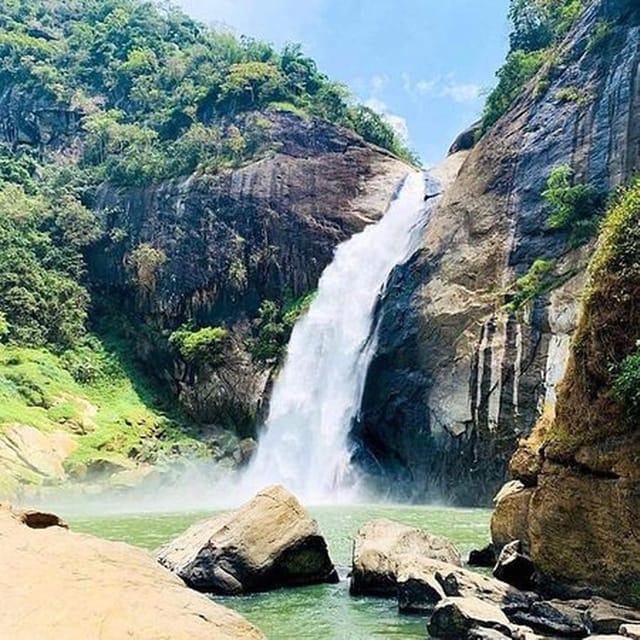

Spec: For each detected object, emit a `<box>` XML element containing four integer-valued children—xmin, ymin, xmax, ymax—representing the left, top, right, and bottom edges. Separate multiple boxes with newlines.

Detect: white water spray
<box><xmin>239</xmin><ymin>171</ymin><xmax>431</xmax><ymax>503</ymax></box>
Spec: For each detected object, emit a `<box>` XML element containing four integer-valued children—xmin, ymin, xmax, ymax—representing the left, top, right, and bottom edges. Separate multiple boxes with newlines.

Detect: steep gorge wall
<box><xmin>89</xmin><ymin>111</ymin><xmax>410</xmax><ymax>436</ymax></box>
<box><xmin>354</xmin><ymin>0</ymin><xmax>640</xmax><ymax>505</ymax></box>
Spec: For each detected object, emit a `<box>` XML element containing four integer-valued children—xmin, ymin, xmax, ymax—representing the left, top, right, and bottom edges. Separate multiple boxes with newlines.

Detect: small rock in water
<box><xmin>508</xmin><ymin>599</ymin><xmax>589</xmax><ymax>637</ymax></box>
<box><xmin>156</xmin><ymin>484</ymin><xmax>338</xmax><ymax>594</ymax></box>
<box><xmin>427</xmin><ymin>596</ymin><xmax>513</xmax><ymax>639</ymax></box>
<box><xmin>493</xmin><ymin>540</ymin><xmax>536</xmax><ymax>591</ymax></box>
<box><xmin>469</xmin><ymin>544</ymin><xmax>497</xmax><ymax>567</ymax></box>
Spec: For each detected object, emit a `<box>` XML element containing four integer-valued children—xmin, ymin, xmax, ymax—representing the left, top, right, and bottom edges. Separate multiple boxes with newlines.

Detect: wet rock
<box><xmin>468</xmin><ymin>629</ymin><xmax>512</xmax><ymax>640</ymax></box>
<box><xmin>349</xmin><ymin>518</ymin><xmax>461</xmax><ymax>596</ymax></box>
<box><xmin>396</xmin><ymin>556</ymin><xmax>538</xmax><ymax>616</ymax></box>
<box><xmin>0</xmin><ymin>504</ymin><xmax>264</xmax><ymax>640</ymax></box>
<box><xmin>397</xmin><ymin>570</ymin><xmax>445</xmax><ymax>614</ymax></box>
<box><xmin>552</xmin><ymin>598</ymin><xmax>640</xmax><ymax>635</ymax></box>
<box><xmin>469</xmin><ymin>545</ymin><xmax>497</xmax><ymax>567</ymax></box>
<box><xmin>427</xmin><ymin>596</ymin><xmax>513</xmax><ymax>639</ymax></box>
<box><xmin>156</xmin><ymin>485</ymin><xmax>338</xmax><ymax>594</ymax></box>
<box><xmin>493</xmin><ymin>541</ymin><xmax>536</xmax><ymax>591</ymax></box>
<box><xmin>509</xmin><ymin>600</ymin><xmax>590</xmax><ymax>637</ymax></box>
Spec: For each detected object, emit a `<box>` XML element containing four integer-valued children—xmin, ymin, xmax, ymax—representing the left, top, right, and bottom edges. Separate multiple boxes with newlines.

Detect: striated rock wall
<box><xmin>89</xmin><ymin>111</ymin><xmax>410</xmax><ymax>435</ymax></box>
<box><xmin>354</xmin><ymin>0</ymin><xmax>640</xmax><ymax>505</ymax></box>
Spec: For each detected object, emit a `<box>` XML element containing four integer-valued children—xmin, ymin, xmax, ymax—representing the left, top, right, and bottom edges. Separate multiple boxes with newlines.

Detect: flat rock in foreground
<box><xmin>0</xmin><ymin>504</ymin><xmax>263</xmax><ymax>640</ymax></box>
<box><xmin>349</xmin><ymin>518</ymin><xmax>461</xmax><ymax>596</ymax></box>
<box><xmin>156</xmin><ymin>484</ymin><xmax>338</xmax><ymax>594</ymax></box>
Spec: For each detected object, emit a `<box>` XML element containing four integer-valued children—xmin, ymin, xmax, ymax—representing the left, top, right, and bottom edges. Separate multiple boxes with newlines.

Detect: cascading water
<box><xmin>239</xmin><ymin>171</ymin><xmax>434</xmax><ymax>503</ymax></box>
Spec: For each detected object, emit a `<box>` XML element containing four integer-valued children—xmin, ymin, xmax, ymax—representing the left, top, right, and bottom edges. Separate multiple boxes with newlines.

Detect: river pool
<box><xmin>69</xmin><ymin>504</ymin><xmax>491</xmax><ymax>640</ymax></box>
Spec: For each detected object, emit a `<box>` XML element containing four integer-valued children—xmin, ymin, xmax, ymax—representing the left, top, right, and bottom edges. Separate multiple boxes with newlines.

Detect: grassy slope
<box><xmin>0</xmin><ymin>325</ymin><xmax>207</xmax><ymax>494</ymax></box>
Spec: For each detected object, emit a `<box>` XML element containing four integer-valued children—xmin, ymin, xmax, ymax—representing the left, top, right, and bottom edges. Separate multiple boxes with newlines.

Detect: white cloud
<box><xmin>365</xmin><ymin>98</ymin><xmax>409</xmax><ymax>143</ymax></box>
<box><xmin>370</xmin><ymin>74</ymin><xmax>388</xmax><ymax>93</ymax></box>
<box><xmin>402</xmin><ymin>72</ymin><xmax>481</xmax><ymax>104</ymax></box>
<box><xmin>440</xmin><ymin>82</ymin><xmax>482</xmax><ymax>104</ymax></box>
<box><xmin>415</xmin><ymin>78</ymin><xmax>437</xmax><ymax>95</ymax></box>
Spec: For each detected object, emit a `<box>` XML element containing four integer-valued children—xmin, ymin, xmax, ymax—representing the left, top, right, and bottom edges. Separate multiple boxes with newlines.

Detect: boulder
<box><xmin>349</xmin><ymin>518</ymin><xmax>461</xmax><ymax>596</ymax></box>
<box><xmin>508</xmin><ymin>600</ymin><xmax>590</xmax><ymax>637</ymax></box>
<box><xmin>583</xmin><ymin>598</ymin><xmax>640</xmax><ymax>634</ymax></box>
<box><xmin>397</xmin><ymin>569</ymin><xmax>445</xmax><ymax>614</ymax></box>
<box><xmin>469</xmin><ymin>545</ymin><xmax>497</xmax><ymax>567</ymax></box>
<box><xmin>396</xmin><ymin>556</ymin><xmax>538</xmax><ymax>615</ymax></box>
<box><xmin>621</xmin><ymin>624</ymin><xmax>640</xmax><ymax>638</ymax></box>
<box><xmin>156</xmin><ymin>485</ymin><xmax>338</xmax><ymax>594</ymax></box>
<box><xmin>493</xmin><ymin>541</ymin><xmax>536</xmax><ymax>591</ymax></box>
<box><xmin>0</xmin><ymin>504</ymin><xmax>264</xmax><ymax>640</ymax></box>
<box><xmin>427</xmin><ymin>596</ymin><xmax>514</xmax><ymax>639</ymax></box>
<box><xmin>491</xmin><ymin>482</ymin><xmax>535</xmax><ymax>549</ymax></box>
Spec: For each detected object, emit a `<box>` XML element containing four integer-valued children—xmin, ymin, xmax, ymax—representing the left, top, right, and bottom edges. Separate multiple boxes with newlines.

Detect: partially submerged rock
<box><xmin>469</xmin><ymin>545</ymin><xmax>497</xmax><ymax>568</ymax></box>
<box><xmin>156</xmin><ymin>484</ymin><xmax>338</xmax><ymax>594</ymax></box>
<box><xmin>0</xmin><ymin>504</ymin><xmax>264</xmax><ymax>640</ymax></box>
<box><xmin>396</xmin><ymin>556</ymin><xmax>538</xmax><ymax>615</ymax></box>
<box><xmin>428</xmin><ymin>596</ymin><xmax>513</xmax><ymax>639</ymax></box>
<box><xmin>349</xmin><ymin>518</ymin><xmax>461</xmax><ymax>596</ymax></box>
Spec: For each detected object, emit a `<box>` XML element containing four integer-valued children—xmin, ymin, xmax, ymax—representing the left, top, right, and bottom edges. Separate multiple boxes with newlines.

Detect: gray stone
<box><xmin>349</xmin><ymin>519</ymin><xmax>461</xmax><ymax>597</ymax></box>
<box><xmin>428</xmin><ymin>597</ymin><xmax>514</xmax><ymax>639</ymax></box>
<box><xmin>156</xmin><ymin>485</ymin><xmax>337</xmax><ymax>594</ymax></box>
<box><xmin>493</xmin><ymin>541</ymin><xmax>536</xmax><ymax>591</ymax></box>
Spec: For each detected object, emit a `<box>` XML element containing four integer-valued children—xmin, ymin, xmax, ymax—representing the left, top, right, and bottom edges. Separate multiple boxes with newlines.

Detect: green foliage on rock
<box><xmin>542</xmin><ymin>164</ymin><xmax>604</xmax><ymax>246</ymax></box>
<box><xmin>249</xmin><ymin>291</ymin><xmax>316</xmax><ymax>365</ymax></box>
<box><xmin>0</xmin><ymin>0</ymin><xmax>415</xmax><ymax>186</ymax></box>
<box><xmin>0</xmin><ymin>181</ymin><xmax>100</xmax><ymax>349</ymax></box>
<box><xmin>482</xmin><ymin>0</ymin><xmax>588</xmax><ymax>132</ymax></box>
<box><xmin>613</xmin><ymin>342</ymin><xmax>640</xmax><ymax>419</ymax></box>
<box><xmin>169</xmin><ymin>326</ymin><xmax>228</xmax><ymax>367</ymax></box>
<box><xmin>505</xmin><ymin>258</ymin><xmax>558</xmax><ymax>312</ymax></box>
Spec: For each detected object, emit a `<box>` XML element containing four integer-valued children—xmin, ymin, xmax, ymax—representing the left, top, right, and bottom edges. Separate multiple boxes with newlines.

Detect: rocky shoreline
<box><xmin>4</xmin><ymin>485</ymin><xmax>639</xmax><ymax>639</ymax></box>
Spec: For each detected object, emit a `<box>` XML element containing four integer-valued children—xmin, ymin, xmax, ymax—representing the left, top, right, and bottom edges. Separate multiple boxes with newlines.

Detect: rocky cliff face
<box><xmin>89</xmin><ymin>111</ymin><xmax>409</xmax><ymax>436</ymax></box>
<box><xmin>353</xmin><ymin>0</ymin><xmax>640</xmax><ymax>505</ymax></box>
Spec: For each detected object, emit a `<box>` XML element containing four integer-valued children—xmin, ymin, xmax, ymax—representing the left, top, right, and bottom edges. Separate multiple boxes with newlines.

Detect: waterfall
<box><xmin>238</xmin><ymin>171</ymin><xmax>432</xmax><ymax>503</ymax></box>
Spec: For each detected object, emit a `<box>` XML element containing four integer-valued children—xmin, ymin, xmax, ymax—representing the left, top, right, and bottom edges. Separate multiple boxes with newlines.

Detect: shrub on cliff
<box><xmin>169</xmin><ymin>326</ymin><xmax>229</xmax><ymax>367</ymax></box>
<box><xmin>542</xmin><ymin>164</ymin><xmax>604</xmax><ymax>246</ymax></box>
<box><xmin>482</xmin><ymin>0</ymin><xmax>588</xmax><ymax>132</ymax></box>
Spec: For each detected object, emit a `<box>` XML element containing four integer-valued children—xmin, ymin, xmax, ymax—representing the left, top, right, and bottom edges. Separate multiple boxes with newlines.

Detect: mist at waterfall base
<box><xmin>31</xmin><ymin>171</ymin><xmax>435</xmax><ymax>516</ymax></box>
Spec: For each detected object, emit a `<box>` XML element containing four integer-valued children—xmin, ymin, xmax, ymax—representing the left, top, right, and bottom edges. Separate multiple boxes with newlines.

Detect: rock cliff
<box><xmin>353</xmin><ymin>0</ymin><xmax>640</xmax><ymax>505</ymax></box>
<box><xmin>88</xmin><ymin>111</ymin><xmax>409</xmax><ymax>436</ymax></box>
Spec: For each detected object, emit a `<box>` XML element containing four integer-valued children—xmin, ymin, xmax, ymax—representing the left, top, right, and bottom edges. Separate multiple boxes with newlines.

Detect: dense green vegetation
<box><xmin>0</xmin><ymin>328</ymin><xmax>206</xmax><ymax>492</ymax></box>
<box><xmin>0</xmin><ymin>0</ymin><xmax>416</xmax><ymax>191</ymax></box>
<box><xmin>169</xmin><ymin>325</ymin><xmax>228</xmax><ymax>367</ymax></box>
<box><xmin>542</xmin><ymin>164</ymin><xmax>604</xmax><ymax>246</ymax></box>
<box><xmin>249</xmin><ymin>292</ymin><xmax>317</xmax><ymax>365</ymax></box>
<box><xmin>482</xmin><ymin>0</ymin><xmax>588</xmax><ymax>132</ymax></box>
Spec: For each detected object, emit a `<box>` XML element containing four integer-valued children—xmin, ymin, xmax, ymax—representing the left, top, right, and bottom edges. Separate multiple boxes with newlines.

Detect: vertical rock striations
<box><xmin>354</xmin><ymin>0</ymin><xmax>640</xmax><ymax>505</ymax></box>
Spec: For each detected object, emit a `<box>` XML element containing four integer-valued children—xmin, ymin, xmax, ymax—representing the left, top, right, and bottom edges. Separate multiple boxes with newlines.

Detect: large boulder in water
<box><xmin>349</xmin><ymin>518</ymin><xmax>461</xmax><ymax>596</ymax></box>
<box><xmin>156</xmin><ymin>484</ymin><xmax>338</xmax><ymax>594</ymax></box>
<box><xmin>0</xmin><ymin>504</ymin><xmax>263</xmax><ymax>640</ymax></box>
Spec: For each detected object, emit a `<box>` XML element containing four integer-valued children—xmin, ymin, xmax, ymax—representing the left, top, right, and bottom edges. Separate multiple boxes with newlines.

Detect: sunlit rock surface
<box><xmin>156</xmin><ymin>484</ymin><xmax>338</xmax><ymax>593</ymax></box>
<box><xmin>0</xmin><ymin>504</ymin><xmax>264</xmax><ymax>640</ymax></box>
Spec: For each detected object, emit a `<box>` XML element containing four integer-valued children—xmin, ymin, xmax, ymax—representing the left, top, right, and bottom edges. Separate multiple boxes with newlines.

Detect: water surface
<box><xmin>70</xmin><ymin>503</ymin><xmax>491</xmax><ymax>640</ymax></box>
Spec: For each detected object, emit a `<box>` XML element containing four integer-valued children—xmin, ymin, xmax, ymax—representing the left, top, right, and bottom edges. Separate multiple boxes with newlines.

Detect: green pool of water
<box><xmin>69</xmin><ymin>503</ymin><xmax>491</xmax><ymax>640</ymax></box>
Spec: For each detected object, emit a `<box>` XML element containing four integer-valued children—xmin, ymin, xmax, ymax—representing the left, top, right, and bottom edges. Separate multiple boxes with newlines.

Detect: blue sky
<box><xmin>175</xmin><ymin>0</ymin><xmax>511</xmax><ymax>165</ymax></box>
